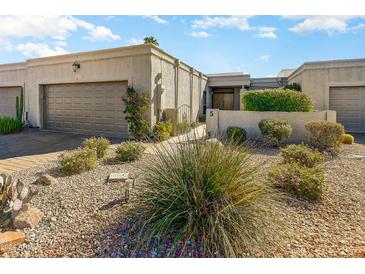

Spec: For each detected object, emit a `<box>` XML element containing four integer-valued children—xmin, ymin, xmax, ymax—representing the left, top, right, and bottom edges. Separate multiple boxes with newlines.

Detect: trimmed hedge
<box><xmin>242</xmin><ymin>88</ymin><xmax>314</xmax><ymax>112</ymax></box>
<box><xmin>0</xmin><ymin>117</ymin><xmax>23</xmax><ymax>134</ymax></box>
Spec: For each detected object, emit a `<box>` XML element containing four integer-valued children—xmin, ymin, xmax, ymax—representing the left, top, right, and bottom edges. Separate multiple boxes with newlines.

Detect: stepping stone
<box><xmin>107</xmin><ymin>173</ymin><xmax>129</xmax><ymax>182</ymax></box>
<box><xmin>0</xmin><ymin>231</ymin><xmax>26</xmax><ymax>246</ymax></box>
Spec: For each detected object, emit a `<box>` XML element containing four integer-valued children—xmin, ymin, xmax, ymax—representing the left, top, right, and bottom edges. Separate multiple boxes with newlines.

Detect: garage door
<box><xmin>0</xmin><ymin>87</ymin><xmax>22</xmax><ymax>117</ymax></box>
<box><xmin>44</xmin><ymin>82</ymin><xmax>128</xmax><ymax>137</ymax></box>
<box><xmin>329</xmin><ymin>86</ymin><xmax>365</xmax><ymax>133</ymax></box>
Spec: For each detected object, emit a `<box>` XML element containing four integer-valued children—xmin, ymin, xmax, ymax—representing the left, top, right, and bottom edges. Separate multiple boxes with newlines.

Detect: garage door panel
<box><xmin>45</xmin><ymin>82</ymin><xmax>128</xmax><ymax>137</ymax></box>
<box><xmin>330</xmin><ymin>86</ymin><xmax>365</xmax><ymax>133</ymax></box>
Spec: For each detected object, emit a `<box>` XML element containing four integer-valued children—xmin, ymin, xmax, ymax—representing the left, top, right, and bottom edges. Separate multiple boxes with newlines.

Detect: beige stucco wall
<box><xmin>206</xmin><ymin>109</ymin><xmax>336</xmax><ymax>143</ymax></box>
<box><xmin>150</xmin><ymin>48</ymin><xmax>207</xmax><ymax>125</ymax></box>
<box><xmin>288</xmin><ymin>59</ymin><xmax>365</xmax><ymax>110</ymax></box>
<box><xmin>0</xmin><ymin>44</ymin><xmax>207</xmax><ymax>131</ymax></box>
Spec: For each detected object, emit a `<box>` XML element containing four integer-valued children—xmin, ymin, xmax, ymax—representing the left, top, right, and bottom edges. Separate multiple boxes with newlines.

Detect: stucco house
<box><xmin>206</xmin><ymin>58</ymin><xmax>365</xmax><ymax>133</ymax></box>
<box><xmin>0</xmin><ymin>44</ymin><xmax>207</xmax><ymax>138</ymax></box>
<box><xmin>1</xmin><ymin>43</ymin><xmax>364</xmax><ymax>136</ymax></box>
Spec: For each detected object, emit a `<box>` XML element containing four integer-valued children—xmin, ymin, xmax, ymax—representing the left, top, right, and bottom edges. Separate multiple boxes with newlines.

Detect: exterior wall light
<box><xmin>72</xmin><ymin>61</ymin><xmax>80</xmax><ymax>72</ymax></box>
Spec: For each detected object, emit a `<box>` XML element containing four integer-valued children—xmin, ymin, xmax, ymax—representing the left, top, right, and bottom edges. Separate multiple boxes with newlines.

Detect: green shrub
<box><xmin>226</xmin><ymin>126</ymin><xmax>247</xmax><ymax>144</ymax></box>
<box><xmin>59</xmin><ymin>148</ymin><xmax>97</xmax><ymax>175</ymax></box>
<box><xmin>135</xmin><ymin>139</ymin><xmax>284</xmax><ymax>257</ymax></box>
<box><xmin>305</xmin><ymin>121</ymin><xmax>344</xmax><ymax>151</ymax></box>
<box><xmin>281</xmin><ymin>144</ymin><xmax>325</xmax><ymax>168</ymax></box>
<box><xmin>242</xmin><ymin>88</ymin><xmax>313</xmax><ymax>112</ymax></box>
<box><xmin>269</xmin><ymin>163</ymin><xmax>325</xmax><ymax>200</ymax></box>
<box><xmin>341</xmin><ymin>134</ymin><xmax>354</xmax><ymax>145</ymax></box>
<box><xmin>123</xmin><ymin>86</ymin><xmax>151</xmax><ymax>140</ymax></box>
<box><xmin>153</xmin><ymin>120</ymin><xmax>173</xmax><ymax>141</ymax></box>
<box><xmin>115</xmin><ymin>141</ymin><xmax>145</xmax><ymax>162</ymax></box>
<box><xmin>258</xmin><ymin>119</ymin><xmax>292</xmax><ymax>146</ymax></box>
<box><xmin>81</xmin><ymin>137</ymin><xmax>111</xmax><ymax>159</ymax></box>
<box><xmin>176</xmin><ymin>121</ymin><xmax>191</xmax><ymax>135</ymax></box>
<box><xmin>0</xmin><ymin>117</ymin><xmax>23</xmax><ymax>134</ymax></box>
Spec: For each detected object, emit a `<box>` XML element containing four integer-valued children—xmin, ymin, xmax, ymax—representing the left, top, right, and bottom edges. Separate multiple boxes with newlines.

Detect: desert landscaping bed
<box><xmin>1</xmin><ymin>143</ymin><xmax>364</xmax><ymax>258</ymax></box>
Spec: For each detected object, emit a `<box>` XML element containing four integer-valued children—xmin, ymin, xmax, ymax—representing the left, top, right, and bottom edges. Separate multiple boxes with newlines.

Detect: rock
<box><xmin>348</xmin><ymin>154</ymin><xmax>365</xmax><ymax>160</ymax></box>
<box><xmin>35</xmin><ymin>174</ymin><xmax>57</xmax><ymax>185</ymax></box>
<box><xmin>206</xmin><ymin>138</ymin><xmax>224</xmax><ymax>147</ymax></box>
<box><xmin>0</xmin><ymin>231</ymin><xmax>26</xmax><ymax>246</ymax></box>
<box><xmin>13</xmin><ymin>207</ymin><xmax>44</xmax><ymax>229</ymax></box>
<box><xmin>107</xmin><ymin>173</ymin><xmax>129</xmax><ymax>182</ymax></box>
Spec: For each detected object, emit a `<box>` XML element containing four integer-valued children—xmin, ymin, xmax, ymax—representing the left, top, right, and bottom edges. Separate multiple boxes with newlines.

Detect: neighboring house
<box><xmin>287</xmin><ymin>59</ymin><xmax>365</xmax><ymax>133</ymax></box>
<box><xmin>0</xmin><ymin>44</ymin><xmax>207</xmax><ymax>138</ymax></box>
<box><xmin>206</xmin><ymin>58</ymin><xmax>365</xmax><ymax>133</ymax></box>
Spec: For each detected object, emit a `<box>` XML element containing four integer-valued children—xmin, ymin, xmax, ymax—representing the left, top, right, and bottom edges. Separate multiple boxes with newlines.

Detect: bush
<box><xmin>153</xmin><ymin>120</ymin><xmax>173</xmax><ymax>141</ymax></box>
<box><xmin>59</xmin><ymin>148</ymin><xmax>97</xmax><ymax>175</ymax></box>
<box><xmin>258</xmin><ymin>119</ymin><xmax>292</xmax><ymax>146</ymax></box>
<box><xmin>281</xmin><ymin>144</ymin><xmax>325</xmax><ymax>168</ymax></box>
<box><xmin>341</xmin><ymin>134</ymin><xmax>354</xmax><ymax>145</ymax></box>
<box><xmin>269</xmin><ymin>163</ymin><xmax>325</xmax><ymax>200</ymax></box>
<box><xmin>305</xmin><ymin>121</ymin><xmax>344</xmax><ymax>151</ymax></box>
<box><xmin>81</xmin><ymin>137</ymin><xmax>111</xmax><ymax>158</ymax></box>
<box><xmin>0</xmin><ymin>117</ymin><xmax>23</xmax><ymax>134</ymax></box>
<box><xmin>242</xmin><ymin>88</ymin><xmax>313</xmax><ymax>112</ymax></box>
<box><xmin>123</xmin><ymin>86</ymin><xmax>151</xmax><ymax>140</ymax></box>
<box><xmin>226</xmin><ymin>126</ymin><xmax>246</xmax><ymax>144</ymax></box>
<box><xmin>176</xmin><ymin>121</ymin><xmax>191</xmax><ymax>135</ymax></box>
<box><xmin>135</xmin><ymin>139</ymin><xmax>284</xmax><ymax>257</ymax></box>
<box><xmin>115</xmin><ymin>141</ymin><xmax>145</xmax><ymax>162</ymax></box>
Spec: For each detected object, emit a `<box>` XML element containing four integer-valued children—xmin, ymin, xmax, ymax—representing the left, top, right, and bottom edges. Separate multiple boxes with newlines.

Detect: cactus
<box><xmin>16</xmin><ymin>90</ymin><xmax>24</xmax><ymax>122</ymax></box>
<box><xmin>0</xmin><ymin>174</ymin><xmax>35</xmax><ymax>229</ymax></box>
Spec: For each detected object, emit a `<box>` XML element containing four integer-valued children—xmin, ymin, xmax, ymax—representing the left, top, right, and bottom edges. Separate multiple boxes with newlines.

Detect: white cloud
<box><xmin>83</xmin><ymin>26</ymin><xmax>120</xmax><ymax>41</ymax></box>
<box><xmin>126</xmin><ymin>38</ymin><xmax>144</xmax><ymax>45</ymax></box>
<box><xmin>143</xmin><ymin>15</ymin><xmax>168</xmax><ymax>24</ymax></box>
<box><xmin>192</xmin><ymin>16</ymin><xmax>250</xmax><ymax>31</ymax></box>
<box><xmin>352</xmin><ymin>23</ymin><xmax>365</xmax><ymax>33</ymax></box>
<box><xmin>0</xmin><ymin>15</ymin><xmax>120</xmax><ymax>54</ymax></box>
<box><xmin>255</xmin><ymin>27</ymin><xmax>277</xmax><ymax>39</ymax></box>
<box><xmin>105</xmin><ymin>16</ymin><xmax>114</xmax><ymax>21</ymax></box>
<box><xmin>190</xmin><ymin>31</ymin><xmax>210</xmax><ymax>38</ymax></box>
<box><xmin>15</xmin><ymin>43</ymin><xmax>68</xmax><ymax>57</ymax></box>
<box><xmin>288</xmin><ymin>16</ymin><xmax>358</xmax><ymax>34</ymax></box>
<box><xmin>258</xmin><ymin>54</ymin><xmax>271</xmax><ymax>63</ymax></box>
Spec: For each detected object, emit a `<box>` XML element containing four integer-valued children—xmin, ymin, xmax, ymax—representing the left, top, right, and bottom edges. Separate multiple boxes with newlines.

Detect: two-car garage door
<box><xmin>329</xmin><ymin>86</ymin><xmax>365</xmax><ymax>133</ymax></box>
<box><xmin>44</xmin><ymin>82</ymin><xmax>128</xmax><ymax>137</ymax></box>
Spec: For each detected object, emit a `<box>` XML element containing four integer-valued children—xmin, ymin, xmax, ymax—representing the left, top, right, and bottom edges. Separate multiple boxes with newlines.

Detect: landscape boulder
<box><xmin>0</xmin><ymin>231</ymin><xmax>26</xmax><ymax>246</ymax></box>
<box><xmin>35</xmin><ymin>174</ymin><xmax>57</xmax><ymax>185</ymax></box>
<box><xmin>13</xmin><ymin>207</ymin><xmax>44</xmax><ymax>229</ymax></box>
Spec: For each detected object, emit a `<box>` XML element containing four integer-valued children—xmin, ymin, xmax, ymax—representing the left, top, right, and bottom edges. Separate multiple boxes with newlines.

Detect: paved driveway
<box><xmin>0</xmin><ymin>128</ymin><xmax>124</xmax><ymax>160</ymax></box>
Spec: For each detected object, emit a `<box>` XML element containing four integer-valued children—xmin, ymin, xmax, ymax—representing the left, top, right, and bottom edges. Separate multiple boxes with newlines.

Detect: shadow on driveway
<box><xmin>0</xmin><ymin>128</ymin><xmax>124</xmax><ymax>160</ymax></box>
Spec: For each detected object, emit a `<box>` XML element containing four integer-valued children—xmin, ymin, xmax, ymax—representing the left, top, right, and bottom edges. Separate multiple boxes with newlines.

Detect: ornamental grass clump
<box><xmin>0</xmin><ymin>116</ymin><xmax>23</xmax><ymax>134</ymax></box>
<box><xmin>134</xmin><ymin>137</ymin><xmax>285</xmax><ymax>257</ymax></box>
<box><xmin>82</xmin><ymin>137</ymin><xmax>111</xmax><ymax>158</ymax></box>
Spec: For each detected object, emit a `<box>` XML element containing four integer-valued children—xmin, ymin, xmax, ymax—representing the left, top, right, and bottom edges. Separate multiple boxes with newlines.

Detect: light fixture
<box><xmin>72</xmin><ymin>61</ymin><xmax>80</xmax><ymax>72</ymax></box>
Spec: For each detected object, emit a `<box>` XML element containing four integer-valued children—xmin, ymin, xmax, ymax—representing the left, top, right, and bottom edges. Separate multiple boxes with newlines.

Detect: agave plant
<box><xmin>0</xmin><ymin>174</ymin><xmax>34</xmax><ymax>228</ymax></box>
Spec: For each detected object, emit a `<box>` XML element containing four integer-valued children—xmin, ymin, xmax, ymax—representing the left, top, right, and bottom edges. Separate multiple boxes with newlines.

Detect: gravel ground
<box><xmin>1</xmin><ymin>143</ymin><xmax>364</xmax><ymax>258</ymax></box>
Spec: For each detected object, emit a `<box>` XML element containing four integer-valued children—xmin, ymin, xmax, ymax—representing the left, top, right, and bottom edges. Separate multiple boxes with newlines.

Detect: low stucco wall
<box><xmin>206</xmin><ymin>109</ymin><xmax>336</xmax><ymax>143</ymax></box>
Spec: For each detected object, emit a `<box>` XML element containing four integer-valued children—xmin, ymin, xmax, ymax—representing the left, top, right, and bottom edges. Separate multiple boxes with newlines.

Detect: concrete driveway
<box><xmin>0</xmin><ymin>128</ymin><xmax>124</xmax><ymax>173</ymax></box>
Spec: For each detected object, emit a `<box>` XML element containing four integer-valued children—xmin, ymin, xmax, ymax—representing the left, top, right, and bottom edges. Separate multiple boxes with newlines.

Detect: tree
<box><xmin>144</xmin><ymin>36</ymin><xmax>159</xmax><ymax>46</ymax></box>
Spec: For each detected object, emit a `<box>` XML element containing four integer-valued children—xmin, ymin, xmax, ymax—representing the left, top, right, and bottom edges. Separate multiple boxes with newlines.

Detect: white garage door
<box><xmin>44</xmin><ymin>82</ymin><xmax>129</xmax><ymax>137</ymax></box>
<box><xmin>329</xmin><ymin>86</ymin><xmax>365</xmax><ymax>133</ymax></box>
<box><xmin>0</xmin><ymin>87</ymin><xmax>22</xmax><ymax>118</ymax></box>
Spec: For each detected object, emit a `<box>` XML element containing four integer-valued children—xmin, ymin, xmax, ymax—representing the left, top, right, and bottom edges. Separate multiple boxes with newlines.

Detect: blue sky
<box><xmin>0</xmin><ymin>15</ymin><xmax>364</xmax><ymax>77</ymax></box>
